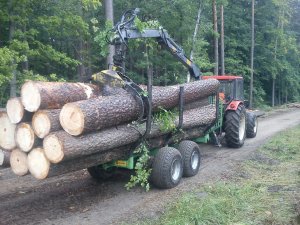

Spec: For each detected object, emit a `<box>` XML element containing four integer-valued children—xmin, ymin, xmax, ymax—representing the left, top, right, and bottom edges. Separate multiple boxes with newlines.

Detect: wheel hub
<box><xmin>239</xmin><ymin>114</ymin><xmax>246</xmax><ymax>141</ymax></box>
<box><xmin>190</xmin><ymin>150</ymin><xmax>199</xmax><ymax>170</ymax></box>
<box><xmin>171</xmin><ymin>159</ymin><xmax>181</xmax><ymax>181</ymax></box>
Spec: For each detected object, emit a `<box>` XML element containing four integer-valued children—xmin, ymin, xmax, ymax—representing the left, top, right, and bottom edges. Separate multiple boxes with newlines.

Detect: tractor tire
<box><xmin>224</xmin><ymin>104</ymin><xmax>246</xmax><ymax>148</ymax></box>
<box><xmin>178</xmin><ymin>140</ymin><xmax>201</xmax><ymax>177</ymax></box>
<box><xmin>246</xmin><ymin>112</ymin><xmax>258</xmax><ymax>138</ymax></box>
<box><xmin>150</xmin><ymin>147</ymin><xmax>183</xmax><ymax>189</ymax></box>
<box><xmin>87</xmin><ymin>166</ymin><xmax>116</xmax><ymax>181</ymax></box>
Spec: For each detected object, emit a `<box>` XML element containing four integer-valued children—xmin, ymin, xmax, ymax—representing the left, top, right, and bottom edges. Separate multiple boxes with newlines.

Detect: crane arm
<box><xmin>109</xmin><ymin>8</ymin><xmax>201</xmax><ymax>80</ymax></box>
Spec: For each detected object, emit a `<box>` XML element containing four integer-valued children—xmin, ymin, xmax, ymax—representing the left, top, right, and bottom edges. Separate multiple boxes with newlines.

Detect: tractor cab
<box><xmin>202</xmin><ymin>75</ymin><xmax>244</xmax><ymax>109</ymax></box>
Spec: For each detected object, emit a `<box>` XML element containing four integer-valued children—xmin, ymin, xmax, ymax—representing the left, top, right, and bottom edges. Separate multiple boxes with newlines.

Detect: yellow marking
<box><xmin>115</xmin><ymin>160</ymin><xmax>127</xmax><ymax>167</ymax></box>
<box><xmin>186</xmin><ymin>59</ymin><xmax>192</xmax><ymax>66</ymax></box>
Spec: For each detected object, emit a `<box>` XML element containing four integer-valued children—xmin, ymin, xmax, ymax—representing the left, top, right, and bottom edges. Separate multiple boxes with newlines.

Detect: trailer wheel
<box><xmin>224</xmin><ymin>104</ymin><xmax>246</xmax><ymax>148</ymax></box>
<box><xmin>246</xmin><ymin>112</ymin><xmax>258</xmax><ymax>138</ymax></box>
<box><xmin>151</xmin><ymin>147</ymin><xmax>183</xmax><ymax>189</ymax></box>
<box><xmin>87</xmin><ymin>166</ymin><xmax>116</xmax><ymax>181</ymax></box>
<box><xmin>178</xmin><ymin>140</ymin><xmax>201</xmax><ymax>177</ymax></box>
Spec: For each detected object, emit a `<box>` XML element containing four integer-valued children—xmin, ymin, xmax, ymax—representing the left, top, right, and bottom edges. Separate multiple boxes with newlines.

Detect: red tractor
<box><xmin>203</xmin><ymin>75</ymin><xmax>258</xmax><ymax>148</ymax></box>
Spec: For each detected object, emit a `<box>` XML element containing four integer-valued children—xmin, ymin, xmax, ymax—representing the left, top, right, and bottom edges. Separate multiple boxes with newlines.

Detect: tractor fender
<box><xmin>226</xmin><ymin>101</ymin><xmax>243</xmax><ymax>111</ymax></box>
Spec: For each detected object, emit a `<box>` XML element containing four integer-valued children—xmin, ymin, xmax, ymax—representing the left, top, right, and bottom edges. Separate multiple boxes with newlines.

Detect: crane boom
<box><xmin>109</xmin><ymin>8</ymin><xmax>201</xmax><ymax>80</ymax></box>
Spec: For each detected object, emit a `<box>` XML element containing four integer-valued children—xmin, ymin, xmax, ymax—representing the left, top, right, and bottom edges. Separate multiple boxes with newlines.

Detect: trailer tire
<box><xmin>178</xmin><ymin>140</ymin><xmax>201</xmax><ymax>177</ymax></box>
<box><xmin>246</xmin><ymin>112</ymin><xmax>258</xmax><ymax>138</ymax></box>
<box><xmin>151</xmin><ymin>147</ymin><xmax>183</xmax><ymax>189</ymax></box>
<box><xmin>224</xmin><ymin>104</ymin><xmax>246</xmax><ymax>148</ymax></box>
<box><xmin>87</xmin><ymin>166</ymin><xmax>116</xmax><ymax>181</ymax></box>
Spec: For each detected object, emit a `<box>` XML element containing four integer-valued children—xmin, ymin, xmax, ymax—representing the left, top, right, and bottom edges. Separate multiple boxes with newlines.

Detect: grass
<box><xmin>135</xmin><ymin>126</ymin><xmax>300</xmax><ymax>225</ymax></box>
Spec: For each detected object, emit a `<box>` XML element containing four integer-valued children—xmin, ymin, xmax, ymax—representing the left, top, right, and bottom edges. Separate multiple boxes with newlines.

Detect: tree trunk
<box><xmin>32</xmin><ymin>109</ymin><xmax>62</xmax><ymax>138</ymax></box>
<box><xmin>6</xmin><ymin>97</ymin><xmax>33</xmax><ymax>124</ymax></box>
<box><xmin>220</xmin><ymin>5</ymin><xmax>225</xmax><ymax>75</ymax></box>
<box><xmin>29</xmin><ymin>145</ymin><xmax>132</xmax><ymax>179</ymax></box>
<box><xmin>213</xmin><ymin>0</ymin><xmax>219</xmax><ymax>75</ymax></box>
<box><xmin>10</xmin><ymin>148</ymin><xmax>28</xmax><ymax>176</ymax></box>
<box><xmin>0</xmin><ymin>111</ymin><xmax>17</xmax><ymax>150</ymax></box>
<box><xmin>15</xmin><ymin>123</ymin><xmax>42</xmax><ymax>152</ymax></box>
<box><xmin>21</xmin><ymin>81</ymin><xmax>100</xmax><ymax>112</ymax></box>
<box><xmin>44</xmin><ymin>105</ymin><xmax>216</xmax><ymax>163</ymax></box>
<box><xmin>249</xmin><ymin>0</ymin><xmax>255</xmax><ymax>108</ymax></box>
<box><xmin>188</xmin><ymin>3</ymin><xmax>202</xmax><ymax>82</ymax></box>
<box><xmin>34</xmin><ymin>124</ymin><xmax>209</xmax><ymax>180</ymax></box>
<box><xmin>0</xmin><ymin>149</ymin><xmax>10</xmax><ymax>168</ymax></box>
<box><xmin>60</xmin><ymin>79</ymin><xmax>219</xmax><ymax>136</ymax></box>
<box><xmin>105</xmin><ymin>0</ymin><xmax>115</xmax><ymax>67</ymax></box>
<box><xmin>272</xmin><ymin>78</ymin><xmax>275</xmax><ymax>107</ymax></box>
<box><xmin>8</xmin><ymin>0</ymin><xmax>17</xmax><ymax>97</ymax></box>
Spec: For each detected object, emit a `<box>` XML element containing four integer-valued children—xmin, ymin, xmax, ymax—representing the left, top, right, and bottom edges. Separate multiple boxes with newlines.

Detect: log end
<box><xmin>32</xmin><ymin>111</ymin><xmax>51</xmax><ymax>138</ymax></box>
<box><xmin>0</xmin><ymin>149</ymin><xmax>4</xmax><ymax>166</ymax></box>
<box><xmin>21</xmin><ymin>81</ymin><xmax>41</xmax><ymax>112</ymax></box>
<box><xmin>43</xmin><ymin>134</ymin><xmax>64</xmax><ymax>163</ymax></box>
<box><xmin>0</xmin><ymin>112</ymin><xmax>17</xmax><ymax>150</ymax></box>
<box><xmin>6</xmin><ymin>97</ymin><xmax>25</xmax><ymax>124</ymax></box>
<box><xmin>27</xmin><ymin>148</ymin><xmax>50</xmax><ymax>180</ymax></box>
<box><xmin>16</xmin><ymin>123</ymin><xmax>35</xmax><ymax>152</ymax></box>
<box><xmin>10</xmin><ymin>149</ymin><xmax>28</xmax><ymax>176</ymax></box>
<box><xmin>59</xmin><ymin>104</ymin><xmax>84</xmax><ymax>136</ymax></box>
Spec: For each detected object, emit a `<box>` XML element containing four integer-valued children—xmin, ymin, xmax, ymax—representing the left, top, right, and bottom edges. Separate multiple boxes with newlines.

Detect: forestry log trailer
<box><xmin>88</xmin><ymin>9</ymin><xmax>258</xmax><ymax>189</ymax></box>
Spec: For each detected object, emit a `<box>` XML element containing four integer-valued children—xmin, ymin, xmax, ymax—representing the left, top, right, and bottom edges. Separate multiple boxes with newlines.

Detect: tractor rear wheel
<box><xmin>224</xmin><ymin>104</ymin><xmax>246</xmax><ymax>148</ymax></box>
<box><xmin>178</xmin><ymin>140</ymin><xmax>201</xmax><ymax>177</ymax></box>
<box><xmin>246</xmin><ymin>112</ymin><xmax>258</xmax><ymax>138</ymax></box>
<box><xmin>150</xmin><ymin>147</ymin><xmax>183</xmax><ymax>189</ymax></box>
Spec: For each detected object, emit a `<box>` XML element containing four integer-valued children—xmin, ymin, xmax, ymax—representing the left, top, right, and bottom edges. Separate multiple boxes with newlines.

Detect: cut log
<box><xmin>6</xmin><ymin>97</ymin><xmax>33</xmax><ymax>124</ymax></box>
<box><xmin>0</xmin><ymin>149</ymin><xmax>10</xmax><ymax>167</ymax></box>
<box><xmin>29</xmin><ymin>145</ymin><xmax>132</xmax><ymax>179</ymax></box>
<box><xmin>27</xmin><ymin>147</ymin><xmax>50</xmax><ymax>180</ymax></box>
<box><xmin>32</xmin><ymin>109</ymin><xmax>62</xmax><ymax>138</ymax></box>
<box><xmin>60</xmin><ymin>94</ymin><xmax>141</xmax><ymax>136</ymax></box>
<box><xmin>60</xmin><ymin>79</ymin><xmax>219</xmax><ymax>136</ymax></box>
<box><xmin>10</xmin><ymin>149</ymin><xmax>28</xmax><ymax>176</ymax></box>
<box><xmin>36</xmin><ymin>126</ymin><xmax>208</xmax><ymax>179</ymax></box>
<box><xmin>21</xmin><ymin>81</ymin><xmax>100</xmax><ymax>112</ymax></box>
<box><xmin>16</xmin><ymin>123</ymin><xmax>41</xmax><ymax>152</ymax></box>
<box><xmin>45</xmin><ymin>105</ymin><xmax>216</xmax><ymax>163</ymax></box>
<box><xmin>0</xmin><ymin>111</ymin><xmax>17</xmax><ymax>150</ymax></box>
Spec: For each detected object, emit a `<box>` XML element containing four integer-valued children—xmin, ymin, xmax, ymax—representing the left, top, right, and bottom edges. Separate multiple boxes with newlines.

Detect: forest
<box><xmin>0</xmin><ymin>0</ymin><xmax>299</xmax><ymax>108</ymax></box>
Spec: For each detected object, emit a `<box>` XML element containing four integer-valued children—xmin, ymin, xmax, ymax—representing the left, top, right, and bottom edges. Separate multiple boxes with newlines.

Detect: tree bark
<box><xmin>15</xmin><ymin>123</ymin><xmax>42</xmax><ymax>153</ymax></box>
<box><xmin>8</xmin><ymin>0</ymin><xmax>17</xmax><ymax>97</ymax></box>
<box><xmin>0</xmin><ymin>111</ymin><xmax>17</xmax><ymax>150</ymax></box>
<box><xmin>60</xmin><ymin>79</ymin><xmax>219</xmax><ymax>136</ymax></box>
<box><xmin>213</xmin><ymin>0</ymin><xmax>219</xmax><ymax>75</ymax></box>
<box><xmin>220</xmin><ymin>5</ymin><xmax>225</xmax><ymax>75</ymax></box>
<box><xmin>10</xmin><ymin>148</ymin><xmax>28</xmax><ymax>176</ymax></box>
<box><xmin>34</xmin><ymin>124</ymin><xmax>209</xmax><ymax>180</ymax></box>
<box><xmin>0</xmin><ymin>149</ymin><xmax>10</xmax><ymax>168</ymax></box>
<box><xmin>105</xmin><ymin>0</ymin><xmax>115</xmax><ymax>66</ymax></box>
<box><xmin>188</xmin><ymin>3</ymin><xmax>202</xmax><ymax>82</ymax></box>
<box><xmin>21</xmin><ymin>81</ymin><xmax>100</xmax><ymax>112</ymax></box>
<box><xmin>32</xmin><ymin>109</ymin><xmax>62</xmax><ymax>138</ymax></box>
<box><xmin>45</xmin><ymin>105</ymin><xmax>216</xmax><ymax>163</ymax></box>
<box><xmin>6</xmin><ymin>97</ymin><xmax>33</xmax><ymax>124</ymax></box>
<box><xmin>272</xmin><ymin>78</ymin><xmax>276</xmax><ymax>107</ymax></box>
<box><xmin>249</xmin><ymin>0</ymin><xmax>255</xmax><ymax>108</ymax></box>
<box><xmin>29</xmin><ymin>145</ymin><xmax>132</xmax><ymax>179</ymax></box>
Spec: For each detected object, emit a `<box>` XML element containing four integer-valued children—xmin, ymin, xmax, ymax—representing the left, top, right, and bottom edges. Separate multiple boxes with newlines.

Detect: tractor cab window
<box><xmin>235</xmin><ymin>78</ymin><xmax>244</xmax><ymax>101</ymax></box>
<box><xmin>219</xmin><ymin>81</ymin><xmax>234</xmax><ymax>102</ymax></box>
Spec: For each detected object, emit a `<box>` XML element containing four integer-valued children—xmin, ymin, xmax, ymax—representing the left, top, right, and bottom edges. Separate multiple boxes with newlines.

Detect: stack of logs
<box><xmin>0</xmin><ymin>78</ymin><xmax>219</xmax><ymax>180</ymax></box>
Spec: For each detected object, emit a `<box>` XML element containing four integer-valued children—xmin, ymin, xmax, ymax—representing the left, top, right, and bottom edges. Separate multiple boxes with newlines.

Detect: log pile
<box><xmin>0</xmin><ymin>78</ymin><xmax>219</xmax><ymax>180</ymax></box>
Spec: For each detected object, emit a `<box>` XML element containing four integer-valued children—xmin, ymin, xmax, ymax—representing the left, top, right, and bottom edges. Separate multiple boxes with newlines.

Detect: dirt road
<box><xmin>0</xmin><ymin>108</ymin><xmax>299</xmax><ymax>225</ymax></box>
